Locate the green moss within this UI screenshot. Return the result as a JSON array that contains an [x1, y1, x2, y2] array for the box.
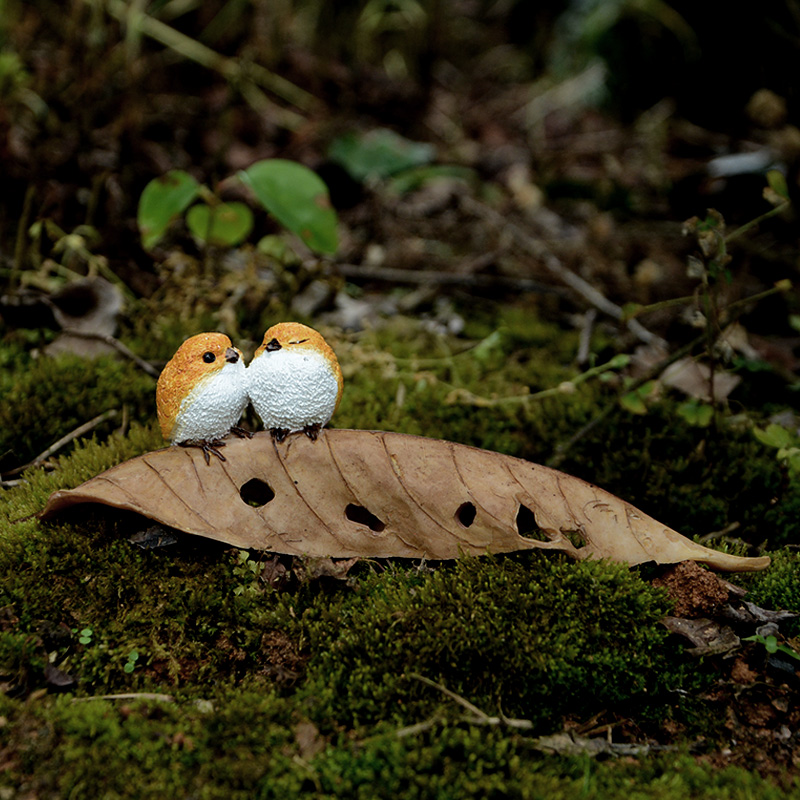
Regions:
[[554, 403, 800, 548], [746, 550, 800, 636], [309, 728, 798, 799], [291, 556, 697, 731], [0, 351, 155, 472], [1, 422, 162, 521], [2, 301, 799, 796], [2, 694, 796, 799], [333, 315, 598, 457]]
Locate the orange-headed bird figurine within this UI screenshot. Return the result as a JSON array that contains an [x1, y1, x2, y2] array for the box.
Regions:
[[247, 322, 343, 442], [156, 332, 250, 463]]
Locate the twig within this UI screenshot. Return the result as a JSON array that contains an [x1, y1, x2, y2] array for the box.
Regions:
[[60, 329, 160, 378], [447, 354, 628, 408], [335, 263, 565, 296], [724, 200, 791, 245], [393, 717, 443, 739], [576, 309, 597, 366], [72, 692, 174, 703], [698, 521, 741, 544], [2, 409, 118, 478], [100, 0, 315, 128], [11, 183, 35, 289], [407, 672, 534, 730], [547, 280, 793, 468], [461, 196, 667, 347]]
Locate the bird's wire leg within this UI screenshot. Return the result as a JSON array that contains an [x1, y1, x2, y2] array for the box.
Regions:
[[270, 428, 289, 443], [179, 439, 227, 464], [303, 423, 322, 441]]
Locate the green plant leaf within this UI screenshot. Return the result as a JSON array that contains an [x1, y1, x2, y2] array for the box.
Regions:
[[767, 169, 789, 200], [328, 128, 435, 182], [787, 450, 800, 475], [620, 382, 654, 415], [753, 423, 794, 450], [677, 400, 713, 428], [388, 164, 475, 194], [137, 170, 201, 250], [239, 159, 339, 255], [186, 202, 253, 246], [257, 235, 298, 263]]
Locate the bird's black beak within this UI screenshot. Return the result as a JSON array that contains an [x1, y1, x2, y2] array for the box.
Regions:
[[265, 338, 282, 352], [225, 347, 240, 364]]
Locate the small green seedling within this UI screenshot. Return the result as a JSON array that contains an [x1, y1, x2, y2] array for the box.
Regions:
[[328, 128, 434, 183], [753, 423, 800, 477], [123, 650, 140, 674], [78, 627, 93, 645], [677, 399, 714, 428], [137, 159, 338, 255], [743, 633, 800, 662], [232, 550, 261, 596], [620, 380, 657, 415]]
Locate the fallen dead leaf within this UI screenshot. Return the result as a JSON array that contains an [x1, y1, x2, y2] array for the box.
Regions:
[[661, 357, 741, 402], [40, 430, 770, 572]]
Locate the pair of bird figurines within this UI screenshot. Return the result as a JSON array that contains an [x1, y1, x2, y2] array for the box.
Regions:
[[156, 322, 342, 463]]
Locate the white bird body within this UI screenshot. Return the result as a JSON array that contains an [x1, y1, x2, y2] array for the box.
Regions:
[[156, 332, 250, 462], [169, 361, 248, 443], [247, 322, 343, 441]]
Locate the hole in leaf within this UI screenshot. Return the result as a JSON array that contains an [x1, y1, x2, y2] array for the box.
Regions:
[[516, 504, 548, 541], [239, 478, 275, 508], [565, 530, 586, 549], [455, 502, 476, 528], [345, 504, 385, 532]]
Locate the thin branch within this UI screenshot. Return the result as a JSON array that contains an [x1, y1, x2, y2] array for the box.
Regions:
[[461, 196, 667, 348], [335, 262, 565, 296], [60, 329, 161, 378], [407, 672, 534, 730], [724, 200, 791, 245], [100, 0, 315, 128], [72, 692, 174, 703], [393, 717, 443, 739], [547, 280, 793, 468], [576, 309, 597, 366], [2, 410, 118, 478]]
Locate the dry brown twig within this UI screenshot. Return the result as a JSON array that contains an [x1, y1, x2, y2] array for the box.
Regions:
[[2, 409, 119, 479], [61, 329, 160, 378], [407, 672, 534, 730], [336, 263, 563, 296]]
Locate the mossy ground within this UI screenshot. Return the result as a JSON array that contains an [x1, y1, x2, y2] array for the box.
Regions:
[[2, 302, 800, 796]]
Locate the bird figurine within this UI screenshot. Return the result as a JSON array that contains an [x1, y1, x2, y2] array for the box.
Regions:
[[247, 322, 343, 442], [156, 332, 250, 463]]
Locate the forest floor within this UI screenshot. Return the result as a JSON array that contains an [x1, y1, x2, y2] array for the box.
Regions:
[[2, 4, 800, 796]]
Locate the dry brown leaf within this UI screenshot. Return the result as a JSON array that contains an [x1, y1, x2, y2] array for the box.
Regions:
[[40, 430, 769, 572]]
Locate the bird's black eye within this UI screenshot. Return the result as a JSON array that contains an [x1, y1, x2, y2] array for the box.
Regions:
[[203, 351, 216, 363]]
